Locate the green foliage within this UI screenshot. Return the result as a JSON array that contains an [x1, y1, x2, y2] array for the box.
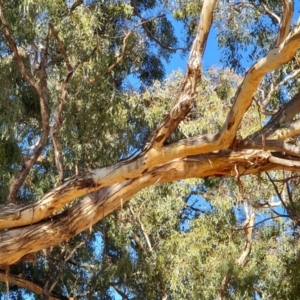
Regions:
[[1, 0, 300, 299]]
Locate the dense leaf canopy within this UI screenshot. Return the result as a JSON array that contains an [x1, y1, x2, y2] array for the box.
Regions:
[[1, 0, 300, 299]]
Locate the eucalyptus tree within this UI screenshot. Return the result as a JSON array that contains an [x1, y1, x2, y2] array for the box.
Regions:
[[1, 0, 300, 299]]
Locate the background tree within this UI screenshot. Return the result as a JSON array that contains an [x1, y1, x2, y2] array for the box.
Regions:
[[1, 0, 300, 299]]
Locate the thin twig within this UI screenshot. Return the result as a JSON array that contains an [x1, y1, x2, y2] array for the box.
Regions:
[[106, 14, 168, 73], [130, 0, 186, 51], [50, 23, 98, 185], [129, 205, 153, 252], [261, 68, 300, 113], [48, 241, 85, 294]]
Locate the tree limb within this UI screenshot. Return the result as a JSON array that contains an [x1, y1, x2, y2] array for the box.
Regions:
[[0, 4, 51, 203], [237, 209, 255, 266], [275, 0, 294, 46], [0, 271, 66, 300], [146, 0, 217, 149], [1, 149, 300, 265]]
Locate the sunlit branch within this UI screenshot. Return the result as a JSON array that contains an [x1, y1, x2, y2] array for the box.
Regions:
[[262, 4, 281, 24], [268, 119, 300, 141], [2, 149, 300, 265], [268, 155, 300, 168], [218, 24, 300, 147], [275, 0, 294, 46], [147, 0, 217, 149], [1, 146, 300, 235]]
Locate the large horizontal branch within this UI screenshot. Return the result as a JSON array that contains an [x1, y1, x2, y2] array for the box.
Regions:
[[0, 118, 299, 232], [0, 132, 218, 231], [1, 149, 300, 265]]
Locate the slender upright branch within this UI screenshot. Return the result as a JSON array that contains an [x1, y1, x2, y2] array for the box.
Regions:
[[48, 242, 85, 295], [147, 0, 217, 149], [275, 0, 294, 46], [49, 24, 73, 72], [0, 4, 38, 90], [49, 23, 96, 184], [129, 205, 153, 252], [237, 209, 255, 266], [1, 9, 51, 203]]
